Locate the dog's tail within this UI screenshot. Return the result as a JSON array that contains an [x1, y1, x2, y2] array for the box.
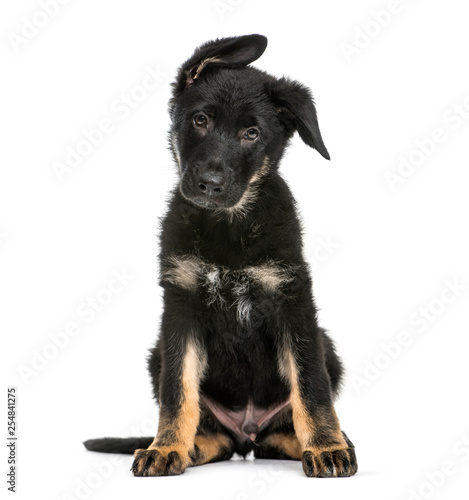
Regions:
[[83, 437, 153, 454]]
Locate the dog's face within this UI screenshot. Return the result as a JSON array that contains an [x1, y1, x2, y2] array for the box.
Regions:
[[169, 35, 330, 212]]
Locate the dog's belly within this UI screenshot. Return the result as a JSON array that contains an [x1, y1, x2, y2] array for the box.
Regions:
[[201, 394, 290, 442]]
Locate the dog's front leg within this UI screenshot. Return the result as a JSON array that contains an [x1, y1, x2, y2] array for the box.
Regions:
[[281, 337, 357, 478], [132, 322, 206, 476]]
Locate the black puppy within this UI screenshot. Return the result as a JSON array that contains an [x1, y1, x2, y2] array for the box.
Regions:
[[84, 34, 357, 478]]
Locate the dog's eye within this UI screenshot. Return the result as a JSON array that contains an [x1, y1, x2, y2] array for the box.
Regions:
[[243, 128, 259, 141], [193, 114, 208, 128]]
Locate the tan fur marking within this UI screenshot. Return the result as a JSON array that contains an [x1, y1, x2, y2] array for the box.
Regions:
[[145, 443, 190, 459], [164, 254, 292, 297], [281, 348, 315, 449], [248, 262, 293, 292], [305, 407, 348, 455], [262, 433, 302, 459], [192, 57, 222, 81], [149, 340, 206, 466], [162, 255, 204, 291], [280, 346, 348, 453], [193, 434, 232, 465], [171, 133, 182, 170], [178, 340, 205, 446], [220, 156, 270, 222]]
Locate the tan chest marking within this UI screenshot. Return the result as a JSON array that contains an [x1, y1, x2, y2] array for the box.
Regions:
[[162, 255, 294, 323], [162, 254, 203, 292], [163, 254, 293, 293], [246, 263, 293, 293]]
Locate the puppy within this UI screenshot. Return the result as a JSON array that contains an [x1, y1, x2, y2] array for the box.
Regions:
[[84, 34, 357, 478]]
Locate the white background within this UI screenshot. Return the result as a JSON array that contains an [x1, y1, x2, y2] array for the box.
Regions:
[[1, 1, 469, 499]]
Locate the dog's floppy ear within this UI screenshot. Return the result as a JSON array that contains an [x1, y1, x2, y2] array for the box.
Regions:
[[269, 78, 330, 160], [176, 34, 267, 90]]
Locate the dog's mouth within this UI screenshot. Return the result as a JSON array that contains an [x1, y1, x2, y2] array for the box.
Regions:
[[188, 196, 224, 209], [179, 182, 242, 211]]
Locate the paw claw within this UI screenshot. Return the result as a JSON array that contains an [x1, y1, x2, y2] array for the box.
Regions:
[[320, 452, 336, 477]]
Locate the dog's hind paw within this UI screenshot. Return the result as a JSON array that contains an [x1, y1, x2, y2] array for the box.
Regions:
[[131, 447, 190, 476]]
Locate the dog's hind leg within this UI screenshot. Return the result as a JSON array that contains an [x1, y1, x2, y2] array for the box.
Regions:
[[188, 409, 235, 466], [191, 433, 235, 465], [254, 431, 302, 460]]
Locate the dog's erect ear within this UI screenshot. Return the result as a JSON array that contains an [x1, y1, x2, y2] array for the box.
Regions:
[[176, 34, 267, 90], [269, 78, 330, 160]]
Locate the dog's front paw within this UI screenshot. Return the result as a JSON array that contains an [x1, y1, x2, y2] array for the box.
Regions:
[[131, 447, 190, 476], [302, 438, 357, 478]]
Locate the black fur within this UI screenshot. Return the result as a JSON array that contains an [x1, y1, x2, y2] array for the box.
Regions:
[[84, 34, 357, 478], [83, 437, 153, 454]]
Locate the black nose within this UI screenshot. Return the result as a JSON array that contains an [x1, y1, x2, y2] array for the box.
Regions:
[[197, 173, 225, 196]]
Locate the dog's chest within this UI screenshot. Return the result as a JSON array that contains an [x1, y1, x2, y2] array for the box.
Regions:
[[162, 254, 294, 323]]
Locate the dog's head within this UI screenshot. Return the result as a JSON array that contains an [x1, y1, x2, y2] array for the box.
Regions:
[[169, 35, 329, 213]]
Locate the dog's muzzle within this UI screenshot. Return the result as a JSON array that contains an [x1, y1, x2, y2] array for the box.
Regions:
[[181, 169, 229, 208]]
